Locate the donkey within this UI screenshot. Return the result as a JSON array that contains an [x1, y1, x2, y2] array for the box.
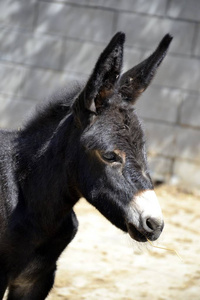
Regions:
[[0, 32, 172, 299]]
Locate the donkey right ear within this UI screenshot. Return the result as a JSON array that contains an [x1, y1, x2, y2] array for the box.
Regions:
[[72, 32, 125, 124], [119, 34, 173, 104]]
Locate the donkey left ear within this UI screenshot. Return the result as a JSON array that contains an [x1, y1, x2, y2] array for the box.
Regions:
[[119, 34, 173, 104], [73, 32, 125, 122]]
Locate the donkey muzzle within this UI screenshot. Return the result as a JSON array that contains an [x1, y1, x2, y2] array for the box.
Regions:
[[126, 190, 164, 242]]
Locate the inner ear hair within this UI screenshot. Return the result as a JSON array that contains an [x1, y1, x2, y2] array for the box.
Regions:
[[94, 86, 114, 113]]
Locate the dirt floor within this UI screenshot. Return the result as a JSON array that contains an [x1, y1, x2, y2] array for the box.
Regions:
[[44, 185, 200, 300]]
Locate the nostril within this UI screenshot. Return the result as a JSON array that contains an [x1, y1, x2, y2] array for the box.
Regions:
[[142, 217, 164, 239], [145, 217, 163, 232], [146, 218, 155, 231]]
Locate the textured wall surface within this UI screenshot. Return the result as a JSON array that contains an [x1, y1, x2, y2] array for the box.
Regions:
[[0, 0, 199, 189]]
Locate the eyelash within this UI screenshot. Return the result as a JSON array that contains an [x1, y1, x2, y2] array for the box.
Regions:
[[101, 152, 123, 164]]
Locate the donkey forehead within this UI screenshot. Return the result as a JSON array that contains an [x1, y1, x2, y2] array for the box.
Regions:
[[82, 105, 145, 152]]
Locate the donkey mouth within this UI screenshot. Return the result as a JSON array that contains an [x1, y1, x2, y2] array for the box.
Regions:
[[126, 222, 164, 243], [126, 223, 147, 243]]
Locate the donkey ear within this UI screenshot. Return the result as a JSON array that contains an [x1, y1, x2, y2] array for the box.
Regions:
[[119, 34, 173, 104], [73, 32, 125, 119]]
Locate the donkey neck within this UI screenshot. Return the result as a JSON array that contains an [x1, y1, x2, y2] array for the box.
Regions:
[[16, 112, 81, 224]]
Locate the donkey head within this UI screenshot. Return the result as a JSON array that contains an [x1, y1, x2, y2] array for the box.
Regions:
[[72, 32, 172, 242]]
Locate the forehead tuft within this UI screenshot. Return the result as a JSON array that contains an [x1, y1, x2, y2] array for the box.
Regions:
[[81, 101, 145, 152]]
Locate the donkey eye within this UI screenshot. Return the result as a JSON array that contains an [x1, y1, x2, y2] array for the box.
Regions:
[[101, 152, 122, 163]]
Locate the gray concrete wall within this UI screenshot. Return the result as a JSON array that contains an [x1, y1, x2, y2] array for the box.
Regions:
[[0, 0, 200, 190]]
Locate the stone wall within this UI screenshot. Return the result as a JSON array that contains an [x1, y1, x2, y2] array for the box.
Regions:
[[0, 0, 200, 190]]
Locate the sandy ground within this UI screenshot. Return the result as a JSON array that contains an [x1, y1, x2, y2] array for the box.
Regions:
[[44, 185, 200, 300]]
